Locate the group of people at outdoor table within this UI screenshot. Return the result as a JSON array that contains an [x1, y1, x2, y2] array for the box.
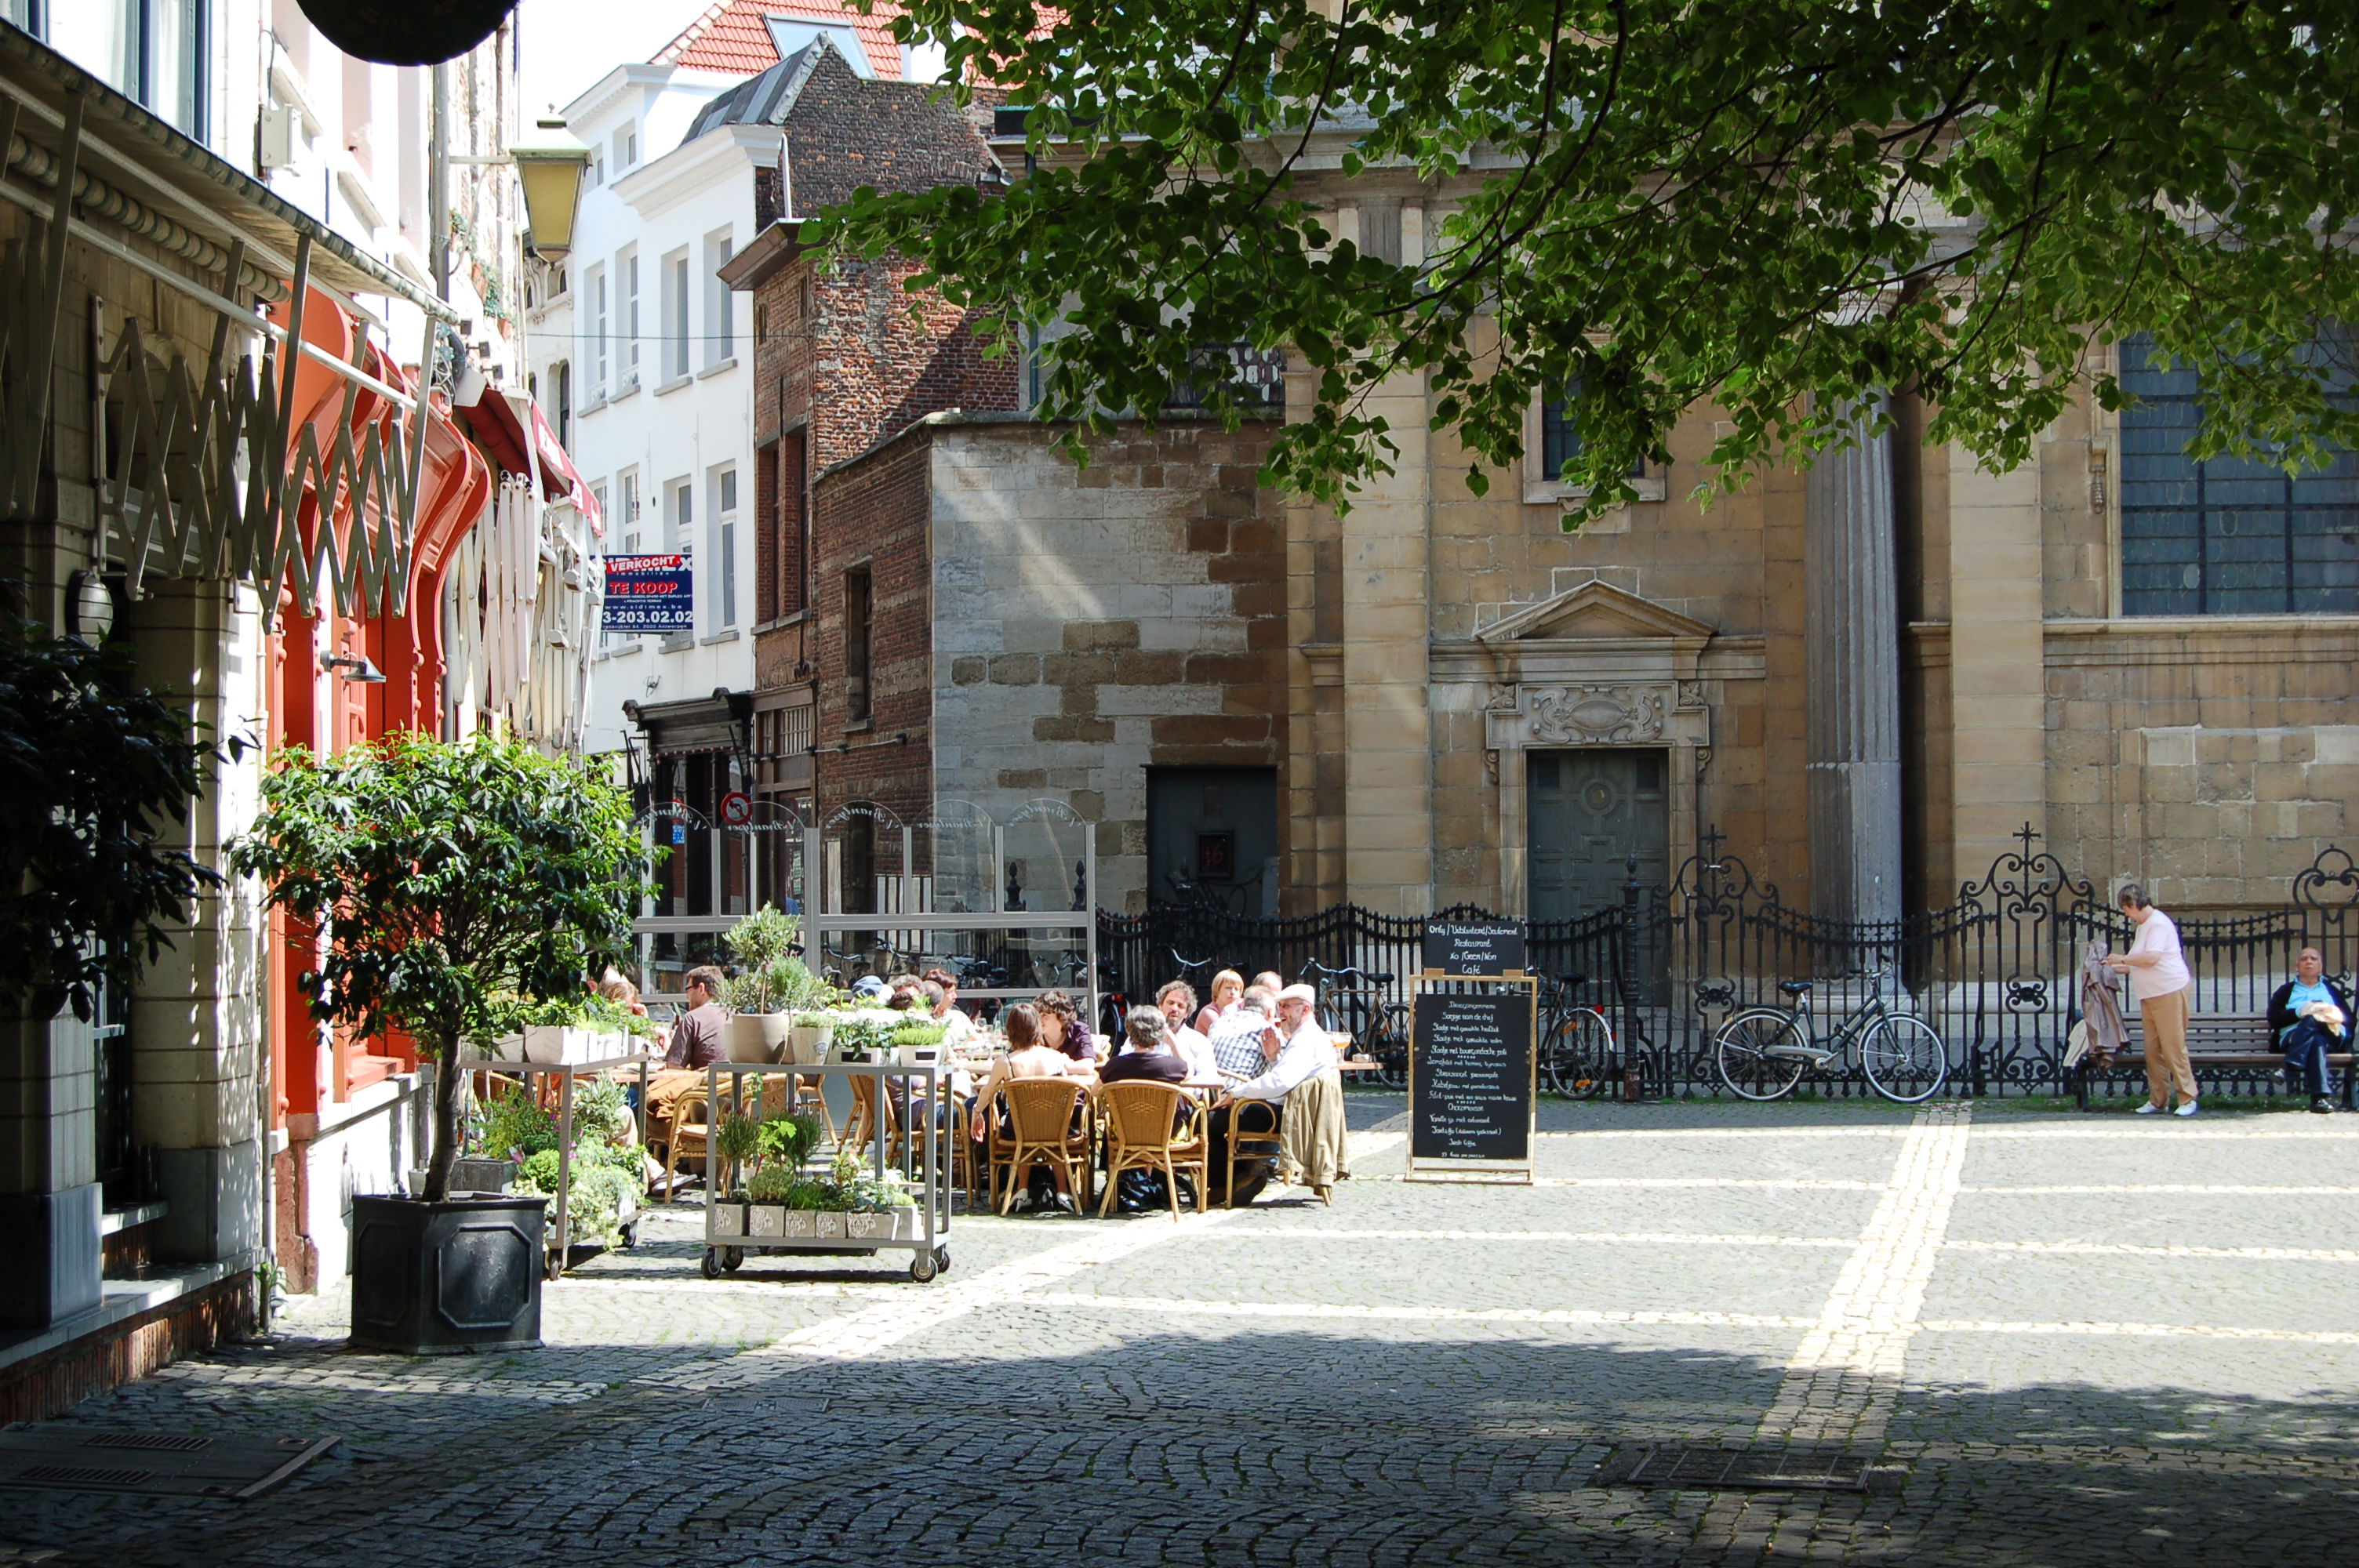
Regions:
[[614, 960, 1353, 1214]]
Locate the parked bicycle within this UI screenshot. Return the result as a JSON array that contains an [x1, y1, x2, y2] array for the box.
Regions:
[[1711, 970, 1948, 1103], [1537, 970, 1619, 1098], [1299, 957, 1409, 1088]]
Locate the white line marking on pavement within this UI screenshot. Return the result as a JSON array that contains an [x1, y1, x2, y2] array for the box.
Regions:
[[1532, 1127, 1909, 1140], [1970, 1125, 2359, 1140], [642, 1210, 1245, 1382], [1025, 1293, 1814, 1330], [1943, 1238, 2359, 1263], [1963, 1184, 2359, 1196], [1347, 1175, 1888, 1189], [1919, 1319, 2359, 1345], [1760, 1103, 1972, 1444], [1204, 1226, 1856, 1249]]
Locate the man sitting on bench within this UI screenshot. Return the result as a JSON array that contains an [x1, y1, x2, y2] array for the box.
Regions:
[[2269, 947, 2352, 1114]]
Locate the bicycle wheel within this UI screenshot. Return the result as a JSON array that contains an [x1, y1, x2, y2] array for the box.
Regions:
[[1862, 1014, 1949, 1103], [1368, 1002, 1410, 1090], [1714, 1008, 1811, 1102], [1543, 1009, 1616, 1098]]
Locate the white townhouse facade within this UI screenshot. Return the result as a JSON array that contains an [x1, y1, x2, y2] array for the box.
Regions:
[[538, 62, 772, 762]]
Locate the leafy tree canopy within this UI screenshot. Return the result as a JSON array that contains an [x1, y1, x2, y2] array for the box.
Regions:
[[0, 586, 236, 1022], [827, 0, 2359, 515], [230, 733, 648, 1200]]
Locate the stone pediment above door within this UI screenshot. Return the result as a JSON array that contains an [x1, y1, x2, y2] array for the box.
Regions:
[[1471, 579, 1718, 691], [1475, 579, 1717, 648]]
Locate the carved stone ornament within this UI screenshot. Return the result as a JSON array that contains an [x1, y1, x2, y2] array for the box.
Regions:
[[1524, 684, 1670, 744]]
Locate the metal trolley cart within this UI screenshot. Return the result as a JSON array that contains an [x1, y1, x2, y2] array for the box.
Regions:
[[463, 1051, 655, 1278], [700, 1059, 954, 1283]]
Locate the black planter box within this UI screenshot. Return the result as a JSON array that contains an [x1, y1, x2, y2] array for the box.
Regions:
[[350, 1193, 547, 1355]]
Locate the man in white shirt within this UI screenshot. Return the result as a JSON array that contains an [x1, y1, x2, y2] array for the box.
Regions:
[[1156, 980, 1222, 1082], [1219, 984, 1350, 1203], [1227, 985, 1336, 1103], [2105, 883, 2197, 1116]]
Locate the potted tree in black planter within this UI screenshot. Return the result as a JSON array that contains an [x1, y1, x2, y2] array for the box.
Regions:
[[232, 732, 644, 1354]]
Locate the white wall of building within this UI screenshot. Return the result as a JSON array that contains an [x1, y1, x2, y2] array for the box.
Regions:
[[537, 64, 768, 757]]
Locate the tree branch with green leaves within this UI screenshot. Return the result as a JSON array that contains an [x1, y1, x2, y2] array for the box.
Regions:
[[230, 734, 651, 1202], [826, 0, 2359, 517]]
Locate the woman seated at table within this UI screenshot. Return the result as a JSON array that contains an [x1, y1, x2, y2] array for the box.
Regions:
[[969, 1003, 1092, 1139], [1193, 970, 1245, 1036], [1101, 1005, 1191, 1086], [1035, 989, 1099, 1066]]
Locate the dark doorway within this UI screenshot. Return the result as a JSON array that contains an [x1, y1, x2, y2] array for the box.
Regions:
[[1148, 767, 1278, 913], [1528, 750, 1669, 922]]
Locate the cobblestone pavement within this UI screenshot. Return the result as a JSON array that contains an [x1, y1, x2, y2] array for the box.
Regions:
[[9, 1095, 2359, 1565]]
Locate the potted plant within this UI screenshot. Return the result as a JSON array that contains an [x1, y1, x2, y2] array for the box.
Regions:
[[831, 1017, 898, 1064], [790, 1006, 851, 1065], [722, 907, 823, 1062], [888, 1018, 949, 1066], [231, 733, 647, 1354]]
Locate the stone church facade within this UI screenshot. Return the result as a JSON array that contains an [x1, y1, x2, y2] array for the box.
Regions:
[[1285, 311, 2355, 923]]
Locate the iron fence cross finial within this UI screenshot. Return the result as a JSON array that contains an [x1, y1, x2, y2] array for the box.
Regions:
[[1699, 825, 1727, 869], [2014, 822, 2042, 857]]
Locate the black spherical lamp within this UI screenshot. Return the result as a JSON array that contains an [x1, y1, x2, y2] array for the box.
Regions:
[[296, 0, 522, 67]]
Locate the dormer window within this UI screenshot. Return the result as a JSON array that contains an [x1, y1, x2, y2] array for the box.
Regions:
[[764, 18, 874, 76]]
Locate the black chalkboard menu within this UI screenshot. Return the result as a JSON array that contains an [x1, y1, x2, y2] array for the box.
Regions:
[[1410, 992, 1535, 1165], [1423, 920, 1526, 976]]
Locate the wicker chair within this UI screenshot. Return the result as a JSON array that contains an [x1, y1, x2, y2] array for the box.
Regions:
[[1224, 1096, 1285, 1208], [1097, 1081, 1208, 1220], [842, 1073, 909, 1163], [659, 1086, 714, 1203], [990, 1077, 1094, 1214]]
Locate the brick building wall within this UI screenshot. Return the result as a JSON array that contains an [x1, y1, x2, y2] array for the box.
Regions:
[[809, 428, 938, 836]]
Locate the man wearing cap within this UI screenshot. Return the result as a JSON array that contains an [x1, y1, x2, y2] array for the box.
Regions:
[[1221, 983, 1350, 1203]]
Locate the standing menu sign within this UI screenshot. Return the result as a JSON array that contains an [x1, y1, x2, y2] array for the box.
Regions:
[[1422, 920, 1525, 977], [1408, 975, 1538, 1183]]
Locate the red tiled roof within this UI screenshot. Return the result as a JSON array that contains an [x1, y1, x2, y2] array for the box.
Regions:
[[654, 0, 908, 81]]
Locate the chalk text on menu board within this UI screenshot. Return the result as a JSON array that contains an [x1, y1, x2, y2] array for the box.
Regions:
[[1422, 920, 1526, 977], [1410, 993, 1533, 1163]]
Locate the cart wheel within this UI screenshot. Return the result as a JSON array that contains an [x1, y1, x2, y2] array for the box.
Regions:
[[700, 1250, 723, 1280], [723, 1247, 745, 1272], [544, 1251, 564, 1281], [932, 1246, 952, 1276], [619, 1222, 638, 1250], [908, 1250, 940, 1283]]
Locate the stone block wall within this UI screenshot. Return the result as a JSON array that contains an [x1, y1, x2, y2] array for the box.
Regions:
[[930, 419, 1288, 910]]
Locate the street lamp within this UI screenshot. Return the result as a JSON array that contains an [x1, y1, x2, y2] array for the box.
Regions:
[[322, 652, 387, 684], [509, 118, 592, 260]]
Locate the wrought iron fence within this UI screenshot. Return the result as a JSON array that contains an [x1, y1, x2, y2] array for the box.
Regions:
[[1100, 829, 2359, 1101]]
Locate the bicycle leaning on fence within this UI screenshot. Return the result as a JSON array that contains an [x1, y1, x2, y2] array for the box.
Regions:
[[1537, 970, 1619, 1098], [1298, 957, 1411, 1088], [1710, 969, 1949, 1103]]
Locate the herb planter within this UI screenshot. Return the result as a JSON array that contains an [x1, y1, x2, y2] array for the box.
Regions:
[[780, 1210, 817, 1238], [849, 1208, 921, 1241], [708, 1201, 747, 1240], [815, 1210, 848, 1240], [349, 1193, 546, 1356], [787, 1018, 836, 1065], [748, 1204, 787, 1238], [522, 1025, 597, 1065]]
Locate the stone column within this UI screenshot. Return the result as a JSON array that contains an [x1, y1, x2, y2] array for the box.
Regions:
[[1805, 400, 1904, 926], [1339, 367, 1434, 915]]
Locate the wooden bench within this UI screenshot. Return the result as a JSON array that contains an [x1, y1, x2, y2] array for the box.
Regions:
[[2074, 1011, 2356, 1109]]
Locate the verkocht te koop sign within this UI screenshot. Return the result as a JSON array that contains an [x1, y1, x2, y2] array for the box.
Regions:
[[602, 554, 693, 634]]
